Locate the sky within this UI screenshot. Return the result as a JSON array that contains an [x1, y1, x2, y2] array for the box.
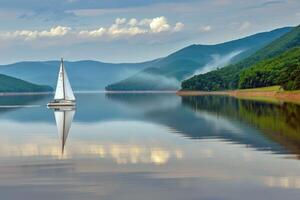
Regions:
[[0, 0, 299, 64]]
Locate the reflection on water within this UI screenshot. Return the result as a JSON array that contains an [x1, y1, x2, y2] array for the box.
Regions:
[[52, 107, 75, 156], [181, 96, 300, 157], [0, 93, 300, 199]]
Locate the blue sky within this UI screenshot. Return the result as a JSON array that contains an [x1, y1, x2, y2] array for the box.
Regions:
[[0, 0, 299, 64]]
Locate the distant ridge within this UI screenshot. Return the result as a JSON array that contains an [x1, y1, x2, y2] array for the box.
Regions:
[[0, 60, 156, 91], [0, 74, 52, 93], [106, 26, 292, 91]]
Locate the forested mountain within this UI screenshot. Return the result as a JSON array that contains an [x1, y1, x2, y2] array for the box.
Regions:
[[181, 25, 300, 91], [239, 47, 300, 90], [0, 74, 52, 92], [106, 27, 292, 91]]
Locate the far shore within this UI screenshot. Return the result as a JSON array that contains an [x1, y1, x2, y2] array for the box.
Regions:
[[2, 87, 300, 105], [177, 86, 300, 104], [0, 92, 53, 96]]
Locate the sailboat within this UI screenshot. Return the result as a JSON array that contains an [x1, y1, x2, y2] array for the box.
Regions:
[[53, 107, 75, 155], [47, 58, 76, 107]]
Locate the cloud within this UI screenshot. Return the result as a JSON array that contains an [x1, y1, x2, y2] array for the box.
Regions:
[[149, 16, 171, 33], [79, 27, 106, 37], [0, 0, 196, 10], [0, 0, 197, 21], [1, 26, 71, 40], [244, 0, 287, 10], [262, 0, 286, 6], [18, 9, 77, 22], [238, 21, 251, 31], [199, 25, 212, 32], [115, 17, 127, 25], [0, 17, 184, 41], [107, 24, 147, 37], [79, 16, 183, 39], [174, 22, 184, 32], [128, 18, 138, 26]]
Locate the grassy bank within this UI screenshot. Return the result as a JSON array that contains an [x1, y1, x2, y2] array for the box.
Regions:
[[177, 86, 300, 104]]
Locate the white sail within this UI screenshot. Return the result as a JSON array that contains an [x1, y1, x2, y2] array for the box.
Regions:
[[54, 108, 75, 154], [63, 67, 76, 101], [54, 62, 64, 100], [54, 59, 75, 101]]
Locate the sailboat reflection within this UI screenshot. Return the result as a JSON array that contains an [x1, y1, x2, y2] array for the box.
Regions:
[[50, 107, 76, 156]]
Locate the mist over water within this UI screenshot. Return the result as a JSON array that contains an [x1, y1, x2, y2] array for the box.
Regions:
[[140, 72, 180, 89]]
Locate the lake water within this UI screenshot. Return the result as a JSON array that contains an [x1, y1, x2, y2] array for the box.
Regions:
[[0, 93, 300, 200]]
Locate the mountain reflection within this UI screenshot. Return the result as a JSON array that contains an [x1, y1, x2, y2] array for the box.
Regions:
[[107, 93, 285, 154], [2, 93, 300, 157], [181, 95, 300, 157]]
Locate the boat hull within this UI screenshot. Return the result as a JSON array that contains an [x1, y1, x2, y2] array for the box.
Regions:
[[47, 101, 76, 108]]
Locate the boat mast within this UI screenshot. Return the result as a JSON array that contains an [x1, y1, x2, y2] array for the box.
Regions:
[[61, 58, 66, 100]]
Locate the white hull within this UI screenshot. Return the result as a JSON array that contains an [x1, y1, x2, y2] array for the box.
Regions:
[[47, 101, 76, 108]]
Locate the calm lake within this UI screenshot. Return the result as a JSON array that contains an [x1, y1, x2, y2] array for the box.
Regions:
[[0, 93, 300, 200]]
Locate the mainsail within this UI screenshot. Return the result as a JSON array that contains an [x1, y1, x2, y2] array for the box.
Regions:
[[54, 59, 75, 101], [54, 108, 75, 154]]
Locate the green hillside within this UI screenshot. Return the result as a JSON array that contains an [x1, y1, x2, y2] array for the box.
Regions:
[[106, 27, 291, 91], [239, 47, 300, 90], [182, 25, 300, 91], [0, 74, 52, 93]]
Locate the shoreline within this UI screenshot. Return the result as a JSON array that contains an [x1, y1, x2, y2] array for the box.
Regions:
[[0, 92, 53, 96], [0, 90, 178, 96], [177, 89, 300, 104], [2, 89, 300, 104]]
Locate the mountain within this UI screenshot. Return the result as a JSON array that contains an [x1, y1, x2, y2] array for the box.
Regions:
[[239, 47, 300, 90], [0, 74, 52, 92], [106, 27, 292, 91], [0, 60, 156, 91], [182, 25, 300, 91]]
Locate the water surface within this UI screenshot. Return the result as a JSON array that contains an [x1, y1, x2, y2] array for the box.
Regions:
[[0, 93, 300, 200]]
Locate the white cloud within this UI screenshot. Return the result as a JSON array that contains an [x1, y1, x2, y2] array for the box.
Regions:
[[1, 26, 71, 40], [199, 25, 212, 32], [108, 24, 147, 37], [79, 27, 106, 37], [78, 16, 183, 39], [39, 26, 71, 37], [149, 16, 170, 33], [128, 18, 138, 26], [239, 21, 251, 31], [115, 18, 127, 25], [174, 22, 184, 32], [0, 17, 184, 42], [139, 18, 153, 26]]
